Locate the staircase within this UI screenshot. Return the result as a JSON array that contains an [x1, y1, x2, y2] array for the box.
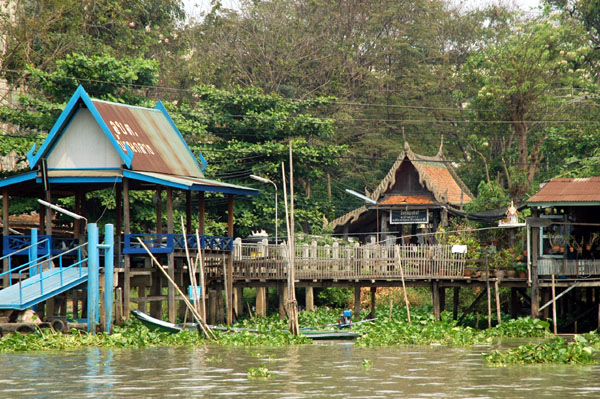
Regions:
[[0, 238, 88, 310], [0, 266, 88, 310]]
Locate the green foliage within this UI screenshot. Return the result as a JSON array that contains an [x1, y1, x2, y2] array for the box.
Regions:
[[355, 307, 552, 348], [316, 288, 353, 308], [484, 332, 600, 365], [465, 180, 509, 213], [461, 15, 592, 198], [486, 318, 551, 338], [27, 53, 159, 103], [247, 364, 272, 379]]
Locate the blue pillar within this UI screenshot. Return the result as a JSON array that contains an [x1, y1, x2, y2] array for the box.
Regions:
[[87, 223, 99, 334], [104, 224, 114, 333], [29, 228, 38, 276]]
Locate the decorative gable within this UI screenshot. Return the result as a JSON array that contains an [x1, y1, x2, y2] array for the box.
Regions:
[[47, 108, 123, 169]]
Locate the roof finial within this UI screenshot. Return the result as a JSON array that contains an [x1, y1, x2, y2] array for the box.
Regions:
[[437, 134, 444, 157]]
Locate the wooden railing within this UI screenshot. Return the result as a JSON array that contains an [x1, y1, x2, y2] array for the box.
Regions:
[[233, 240, 466, 281], [539, 258, 600, 276]]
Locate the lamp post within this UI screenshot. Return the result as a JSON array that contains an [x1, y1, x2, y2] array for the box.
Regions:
[[250, 175, 278, 245]]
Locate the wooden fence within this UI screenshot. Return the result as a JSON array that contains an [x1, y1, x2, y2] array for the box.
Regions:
[[232, 239, 466, 281], [538, 258, 600, 276]]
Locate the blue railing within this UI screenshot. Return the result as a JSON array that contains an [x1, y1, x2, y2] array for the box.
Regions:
[[0, 238, 50, 286], [123, 234, 233, 254], [3, 235, 79, 256], [18, 243, 87, 305]]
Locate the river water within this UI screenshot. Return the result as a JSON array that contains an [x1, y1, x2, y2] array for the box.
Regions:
[[1, 341, 599, 398]]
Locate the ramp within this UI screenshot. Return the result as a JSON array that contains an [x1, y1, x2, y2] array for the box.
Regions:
[[0, 267, 88, 310]]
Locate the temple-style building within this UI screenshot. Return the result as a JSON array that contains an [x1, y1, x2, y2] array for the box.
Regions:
[[330, 141, 473, 243]]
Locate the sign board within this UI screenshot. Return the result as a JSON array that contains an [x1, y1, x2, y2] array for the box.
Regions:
[[390, 209, 428, 224]]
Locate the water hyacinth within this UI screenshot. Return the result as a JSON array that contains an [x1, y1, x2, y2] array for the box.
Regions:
[[484, 332, 600, 366]]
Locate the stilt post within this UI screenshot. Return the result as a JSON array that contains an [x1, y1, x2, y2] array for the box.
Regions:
[[87, 223, 99, 333]]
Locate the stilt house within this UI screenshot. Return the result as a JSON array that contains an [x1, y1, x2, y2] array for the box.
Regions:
[[0, 86, 257, 324]]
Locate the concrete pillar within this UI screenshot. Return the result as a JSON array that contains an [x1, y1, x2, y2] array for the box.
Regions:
[[453, 287, 460, 320], [278, 283, 288, 320], [354, 285, 361, 320], [256, 287, 267, 317], [432, 281, 441, 321], [369, 287, 377, 319], [233, 286, 243, 318], [208, 289, 217, 325], [305, 286, 315, 311]]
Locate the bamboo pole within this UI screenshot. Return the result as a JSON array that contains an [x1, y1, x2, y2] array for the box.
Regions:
[[495, 280, 501, 325], [282, 158, 299, 335], [136, 237, 216, 340], [195, 230, 207, 320], [181, 217, 200, 314], [395, 245, 411, 322]]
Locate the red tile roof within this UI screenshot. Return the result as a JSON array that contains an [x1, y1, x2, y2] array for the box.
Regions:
[[379, 194, 435, 205], [527, 177, 600, 204], [419, 163, 471, 205]]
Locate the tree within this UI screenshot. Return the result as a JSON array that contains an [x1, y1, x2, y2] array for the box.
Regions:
[[462, 17, 591, 199], [168, 85, 348, 236]]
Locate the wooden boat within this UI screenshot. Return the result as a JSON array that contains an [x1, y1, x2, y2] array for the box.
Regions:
[[130, 309, 359, 340]]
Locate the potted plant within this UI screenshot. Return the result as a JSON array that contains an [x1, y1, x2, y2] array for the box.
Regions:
[[515, 263, 527, 279], [570, 235, 584, 254]]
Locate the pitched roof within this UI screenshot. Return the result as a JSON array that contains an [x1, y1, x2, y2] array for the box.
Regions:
[[329, 141, 473, 230], [1, 86, 257, 197], [527, 177, 600, 205], [26, 85, 207, 177]]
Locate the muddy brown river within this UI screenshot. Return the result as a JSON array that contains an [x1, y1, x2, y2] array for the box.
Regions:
[[0, 341, 599, 398]]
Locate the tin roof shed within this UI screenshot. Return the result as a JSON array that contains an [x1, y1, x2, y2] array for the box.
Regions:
[[527, 177, 600, 206], [1, 86, 257, 197]]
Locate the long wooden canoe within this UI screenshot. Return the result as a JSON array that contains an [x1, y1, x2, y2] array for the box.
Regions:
[[130, 310, 359, 340]]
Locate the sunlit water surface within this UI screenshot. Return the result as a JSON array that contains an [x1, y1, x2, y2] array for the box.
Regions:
[[1, 341, 599, 398]]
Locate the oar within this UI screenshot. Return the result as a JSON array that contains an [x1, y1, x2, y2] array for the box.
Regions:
[[136, 237, 217, 340]]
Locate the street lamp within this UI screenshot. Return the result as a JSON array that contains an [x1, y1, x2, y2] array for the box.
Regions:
[[250, 175, 278, 245]]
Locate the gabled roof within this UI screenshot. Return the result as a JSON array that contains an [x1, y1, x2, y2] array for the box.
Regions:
[[329, 141, 473, 230], [1, 86, 257, 197], [26, 85, 207, 177], [527, 177, 600, 206], [372, 141, 473, 205]]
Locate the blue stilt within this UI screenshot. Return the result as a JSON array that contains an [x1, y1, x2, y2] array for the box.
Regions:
[[87, 223, 99, 333], [103, 224, 114, 333], [29, 229, 38, 276]]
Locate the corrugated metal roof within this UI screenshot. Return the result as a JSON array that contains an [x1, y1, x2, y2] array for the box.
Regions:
[[378, 194, 435, 205], [124, 171, 258, 196], [527, 177, 600, 204], [92, 100, 203, 177]]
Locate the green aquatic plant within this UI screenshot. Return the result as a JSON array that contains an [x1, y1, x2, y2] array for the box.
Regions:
[[361, 359, 373, 369], [248, 364, 272, 379], [484, 332, 600, 365], [486, 317, 551, 338]]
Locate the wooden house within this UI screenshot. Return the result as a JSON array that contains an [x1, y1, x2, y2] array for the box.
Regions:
[[329, 141, 473, 244], [0, 86, 257, 324], [526, 177, 600, 331]]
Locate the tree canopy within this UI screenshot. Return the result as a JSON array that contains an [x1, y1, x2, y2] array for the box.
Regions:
[[2, 0, 600, 237]]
